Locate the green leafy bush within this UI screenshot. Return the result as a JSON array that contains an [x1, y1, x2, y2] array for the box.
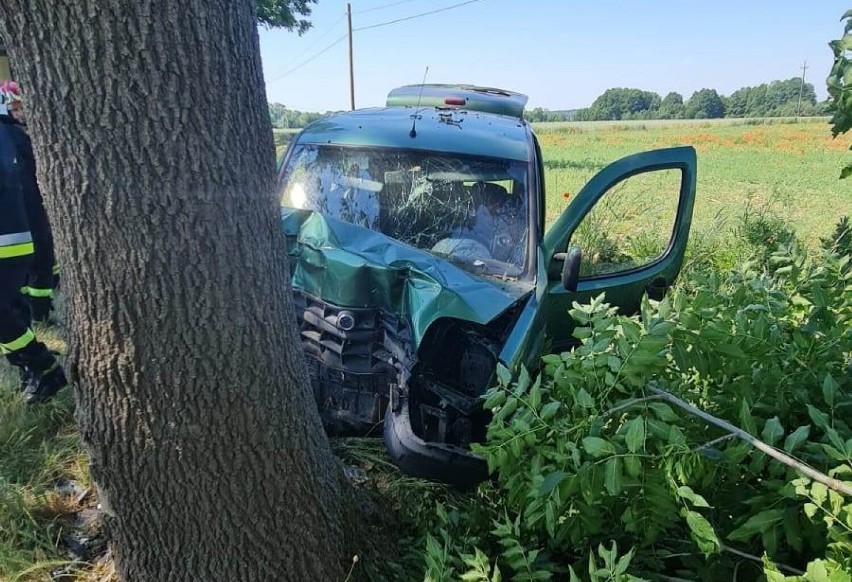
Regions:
[[821, 215, 852, 257], [425, 239, 851, 580], [827, 10, 852, 179], [736, 207, 800, 269]]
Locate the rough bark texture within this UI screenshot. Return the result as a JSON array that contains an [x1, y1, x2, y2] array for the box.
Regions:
[[0, 2, 352, 580]]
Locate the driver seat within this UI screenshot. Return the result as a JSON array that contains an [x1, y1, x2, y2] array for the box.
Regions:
[[469, 182, 508, 212]]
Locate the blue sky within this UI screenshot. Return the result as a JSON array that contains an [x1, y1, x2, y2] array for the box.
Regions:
[[258, 0, 848, 112]]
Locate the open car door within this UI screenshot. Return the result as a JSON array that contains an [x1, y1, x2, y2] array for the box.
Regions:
[[540, 146, 697, 351]]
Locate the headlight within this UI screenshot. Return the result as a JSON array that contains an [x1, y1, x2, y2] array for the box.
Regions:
[[289, 183, 307, 209]]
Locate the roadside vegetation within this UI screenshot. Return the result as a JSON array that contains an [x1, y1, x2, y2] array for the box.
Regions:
[[414, 214, 851, 581], [0, 328, 95, 581], [2, 115, 850, 580]]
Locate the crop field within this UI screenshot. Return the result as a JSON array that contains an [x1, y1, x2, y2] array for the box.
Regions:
[[535, 118, 851, 245]]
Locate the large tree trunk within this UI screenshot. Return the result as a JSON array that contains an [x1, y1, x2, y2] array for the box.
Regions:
[[0, 2, 353, 580]]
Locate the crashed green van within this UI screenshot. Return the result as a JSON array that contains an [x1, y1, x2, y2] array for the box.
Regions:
[[277, 85, 696, 486]]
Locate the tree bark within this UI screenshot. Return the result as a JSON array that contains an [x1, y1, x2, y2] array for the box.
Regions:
[[0, 2, 353, 580]]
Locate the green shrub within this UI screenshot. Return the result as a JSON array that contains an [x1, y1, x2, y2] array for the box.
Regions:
[[425, 240, 851, 580], [736, 206, 800, 270], [821, 215, 852, 257]]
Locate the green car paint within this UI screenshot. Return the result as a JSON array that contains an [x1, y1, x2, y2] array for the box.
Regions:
[[282, 208, 532, 350], [501, 147, 698, 369], [295, 107, 531, 162], [277, 86, 697, 486]]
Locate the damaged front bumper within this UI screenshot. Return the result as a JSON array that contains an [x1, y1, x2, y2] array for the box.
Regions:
[[384, 399, 488, 489], [284, 210, 533, 486]]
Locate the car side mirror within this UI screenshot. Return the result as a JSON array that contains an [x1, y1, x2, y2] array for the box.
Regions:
[[554, 245, 582, 291]]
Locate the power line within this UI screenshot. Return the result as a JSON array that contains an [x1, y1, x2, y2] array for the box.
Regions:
[[268, 13, 345, 77], [354, 0, 485, 32], [357, 0, 423, 15], [268, 34, 348, 82], [348, 3, 355, 110], [268, 0, 488, 92]]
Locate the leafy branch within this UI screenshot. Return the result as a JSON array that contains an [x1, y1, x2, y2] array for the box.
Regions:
[[428, 224, 851, 581], [648, 386, 852, 496], [827, 9, 852, 178]]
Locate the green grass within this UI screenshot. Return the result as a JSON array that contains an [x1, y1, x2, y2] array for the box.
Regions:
[[537, 119, 851, 246], [0, 326, 90, 582]]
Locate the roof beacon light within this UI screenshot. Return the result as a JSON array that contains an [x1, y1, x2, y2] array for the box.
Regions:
[[387, 84, 529, 118]]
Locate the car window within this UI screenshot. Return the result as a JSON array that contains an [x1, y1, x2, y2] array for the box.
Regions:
[[279, 145, 530, 279], [570, 169, 683, 278]]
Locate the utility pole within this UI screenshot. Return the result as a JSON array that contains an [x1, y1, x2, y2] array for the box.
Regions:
[[796, 61, 809, 118], [347, 3, 355, 111]]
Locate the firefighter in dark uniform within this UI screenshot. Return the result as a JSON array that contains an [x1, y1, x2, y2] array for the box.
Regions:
[[0, 88, 66, 404], [1, 80, 56, 322]]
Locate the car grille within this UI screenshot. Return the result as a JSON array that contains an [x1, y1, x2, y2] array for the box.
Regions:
[[293, 289, 413, 434]]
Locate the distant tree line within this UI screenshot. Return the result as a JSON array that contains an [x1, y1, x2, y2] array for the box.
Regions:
[[524, 107, 579, 122], [268, 102, 340, 129], [268, 78, 829, 127], [571, 78, 827, 121]]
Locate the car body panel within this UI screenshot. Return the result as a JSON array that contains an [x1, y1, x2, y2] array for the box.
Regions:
[[296, 107, 531, 163], [540, 147, 697, 351]]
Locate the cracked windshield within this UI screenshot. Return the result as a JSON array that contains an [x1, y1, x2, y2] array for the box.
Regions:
[[279, 145, 529, 279]]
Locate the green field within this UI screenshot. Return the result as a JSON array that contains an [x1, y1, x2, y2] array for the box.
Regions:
[[535, 118, 851, 245]]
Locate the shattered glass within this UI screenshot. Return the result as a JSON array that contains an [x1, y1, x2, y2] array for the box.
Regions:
[[279, 145, 530, 279]]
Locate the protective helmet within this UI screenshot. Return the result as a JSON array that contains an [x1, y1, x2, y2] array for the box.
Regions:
[[0, 80, 22, 100], [0, 80, 22, 116]]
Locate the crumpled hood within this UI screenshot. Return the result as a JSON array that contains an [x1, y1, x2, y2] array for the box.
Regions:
[[282, 208, 532, 348]]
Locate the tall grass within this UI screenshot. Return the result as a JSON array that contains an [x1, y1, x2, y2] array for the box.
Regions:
[[0, 327, 90, 581]]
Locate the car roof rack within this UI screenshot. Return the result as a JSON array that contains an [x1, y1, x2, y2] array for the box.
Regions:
[[386, 84, 528, 119]]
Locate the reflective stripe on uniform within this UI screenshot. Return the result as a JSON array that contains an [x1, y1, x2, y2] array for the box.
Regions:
[[23, 286, 53, 298], [0, 232, 33, 246], [0, 329, 35, 353], [0, 242, 35, 258], [52, 263, 60, 275]]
